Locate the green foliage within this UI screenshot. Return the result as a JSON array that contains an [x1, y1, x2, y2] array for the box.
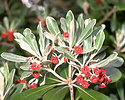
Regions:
[[0, 1, 125, 99], [77, 86, 111, 100], [11, 85, 56, 100], [0, 63, 24, 100]]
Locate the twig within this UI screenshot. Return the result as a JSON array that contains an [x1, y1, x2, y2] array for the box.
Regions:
[[68, 61, 74, 100], [97, 6, 117, 25], [3, 0, 11, 17], [69, 84, 74, 100]]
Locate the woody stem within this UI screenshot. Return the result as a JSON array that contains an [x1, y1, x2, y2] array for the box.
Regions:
[[69, 62, 74, 100]]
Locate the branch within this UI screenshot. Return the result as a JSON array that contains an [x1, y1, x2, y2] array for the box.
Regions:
[[97, 6, 117, 25], [3, 0, 11, 17]]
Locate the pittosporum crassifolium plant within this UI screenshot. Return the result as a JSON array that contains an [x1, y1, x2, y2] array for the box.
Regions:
[[1, 10, 124, 100]]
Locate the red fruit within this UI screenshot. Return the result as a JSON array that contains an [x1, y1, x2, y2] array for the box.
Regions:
[[8, 36, 13, 41], [29, 62, 41, 70], [42, 19, 46, 26], [90, 75, 97, 83], [32, 71, 40, 78], [19, 79, 25, 83], [48, 45, 54, 53], [36, 17, 41, 22], [81, 81, 90, 88], [95, 0, 103, 5], [63, 32, 69, 38], [74, 46, 83, 54], [76, 75, 83, 83], [29, 83, 36, 88], [51, 56, 58, 65], [65, 47, 69, 51], [1, 33, 7, 38], [93, 67, 100, 75], [82, 66, 90, 75], [64, 57, 68, 63], [99, 83, 106, 88]]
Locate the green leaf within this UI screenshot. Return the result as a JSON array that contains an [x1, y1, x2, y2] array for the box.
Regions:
[[0, 71, 4, 98], [60, 67, 68, 79], [60, 17, 68, 32], [55, 47, 77, 61], [121, 23, 125, 36], [20, 71, 32, 80], [77, 86, 111, 100], [91, 52, 118, 68], [3, 17, 9, 29], [110, 94, 118, 100], [82, 47, 96, 54], [110, 13, 117, 32], [43, 86, 68, 100], [103, 57, 123, 68], [46, 16, 63, 42], [95, 52, 106, 60], [37, 22, 45, 55], [6, 84, 24, 100], [83, 36, 92, 65], [77, 13, 84, 32], [94, 25, 105, 51], [104, 68, 122, 83], [76, 19, 96, 46], [46, 73, 61, 84], [66, 10, 74, 29], [69, 20, 75, 47], [116, 3, 125, 11], [11, 85, 56, 100], [1, 52, 27, 62], [23, 28, 41, 57], [14, 33, 37, 56], [20, 64, 30, 70], [3, 63, 9, 84], [116, 81, 124, 100], [5, 69, 15, 93]]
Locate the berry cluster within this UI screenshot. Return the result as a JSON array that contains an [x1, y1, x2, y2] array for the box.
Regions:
[[51, 56, 58, 65], [15, 79, 25, 85], [76, 66, 111, 88], [1, 30, 15, 41], [26, 57, 42, 88], [36, 17, 46, 26]]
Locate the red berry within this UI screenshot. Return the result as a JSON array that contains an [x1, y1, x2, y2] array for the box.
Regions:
[[1, 33, 7, 38]]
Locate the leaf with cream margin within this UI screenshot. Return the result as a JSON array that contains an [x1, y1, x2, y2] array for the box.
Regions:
[[102, 57, 123, 68], [55, 47, 77, 61], [69, 20, 75, 48], [0, 72, 4, 99], [3, 63, 9, 84], [37, 22, 45, 55], [90, 52, 118, 68], [1, 52, 27, 62], [43, 32, 55, 41], [14, 33, 38, 56], [66, 10, 74, 29], [20, 71, 32, 80], [76, 19, 96, 46], [60, 17, 68, 32], [77, 13, 84, 32], [82, 47, 96, 54], [94, 24, 105, 51], [46, 16, 63, 42], [83, 36, 92, 65], [5, 69, 15, 93], [23, 28, 41, 57]]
